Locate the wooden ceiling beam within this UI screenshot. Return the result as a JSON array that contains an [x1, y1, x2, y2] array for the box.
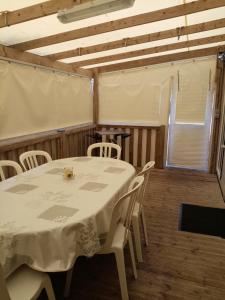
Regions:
[[46, 18, 225, 61], [70, 34, 225, 67], [0, 44, 91, 77], [12, 0, 225, 51], [91, 45, 225, 73], [0, 0, 90, 28]]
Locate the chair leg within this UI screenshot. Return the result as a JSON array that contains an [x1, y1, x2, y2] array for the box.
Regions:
[[132, 216, 143, 263], [64, 268, 74, 298], [128, 231, 137, 279], [44, 276, 56, 300], [141, 208, 149, 246], [114, 248, 129, 300]]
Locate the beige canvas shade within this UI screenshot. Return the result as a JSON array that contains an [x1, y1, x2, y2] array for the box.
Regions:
[[98, 56, 216, 125], [0, 60, 93, 139]]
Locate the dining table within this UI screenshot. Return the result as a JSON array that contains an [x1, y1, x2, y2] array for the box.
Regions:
[[0, 156, 135, 277]]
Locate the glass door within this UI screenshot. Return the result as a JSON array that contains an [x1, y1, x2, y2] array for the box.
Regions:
[[167, 60, 214, 171]]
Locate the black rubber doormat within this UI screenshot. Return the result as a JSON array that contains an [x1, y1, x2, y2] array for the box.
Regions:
[[179, 203, 225, 238]]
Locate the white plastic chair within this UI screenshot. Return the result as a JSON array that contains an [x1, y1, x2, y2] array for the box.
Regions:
[[19, 150, 52, 171], [87, 142, 121, 159], [132, 161, 155, 263], [63, 176, 144, 299], [0, 160, 23, 181], [97, 175, 144, 300], [0, 264, 56, 300]]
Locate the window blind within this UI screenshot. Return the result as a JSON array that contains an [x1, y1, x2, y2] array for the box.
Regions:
[[175, 61, 211, 124]]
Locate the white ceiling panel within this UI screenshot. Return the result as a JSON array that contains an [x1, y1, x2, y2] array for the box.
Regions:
[[28, 16, 186, 56], [0, 0, 45, 11], [187, 7, 225, 25], [0, 0, 181, 45], [0, 0, 224, 67], [189, 42, 225, 51], [60, 36, 188, 64], [83, 48, 190, 69], [189, 28, 225, 40]]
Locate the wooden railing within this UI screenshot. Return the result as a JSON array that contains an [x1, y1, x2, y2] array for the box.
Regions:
[[0, 123, 96, 175], [0, 123, 165, 178], [97, 124, 166, 168]]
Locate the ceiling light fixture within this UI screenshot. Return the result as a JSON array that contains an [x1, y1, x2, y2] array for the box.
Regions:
[[57, 0, 135, 23]]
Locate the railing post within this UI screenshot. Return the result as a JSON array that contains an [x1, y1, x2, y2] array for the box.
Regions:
[[93, 70, 99, 125], [155, 125, 165, 169]]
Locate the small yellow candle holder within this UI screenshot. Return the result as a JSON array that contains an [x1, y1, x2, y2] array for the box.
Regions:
[[63, 167, 75, 180]]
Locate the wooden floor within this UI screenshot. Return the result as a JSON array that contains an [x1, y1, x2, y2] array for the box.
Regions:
[[40, 169, 225, 299]]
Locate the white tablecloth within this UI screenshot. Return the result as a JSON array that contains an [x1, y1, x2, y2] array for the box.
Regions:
[[0, 157, 135, 277]]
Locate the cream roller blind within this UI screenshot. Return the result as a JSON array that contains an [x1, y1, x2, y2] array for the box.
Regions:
[[0, 60, 93, 140], [99, 57, 216, 128], [99, 64, 172, 125], [175, 60, 214, 124]]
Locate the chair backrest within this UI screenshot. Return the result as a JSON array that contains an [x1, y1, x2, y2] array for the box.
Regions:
[[0, 160, 23, 181], [19, 150, 52, 171], [87, 142, 121, 159], [137, 161, 155, 204], [103, 176, 144, 248], [0, 264, 11, 300]]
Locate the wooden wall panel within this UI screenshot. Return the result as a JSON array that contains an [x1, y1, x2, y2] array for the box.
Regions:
[[0, 123, 96, 179], [210, 59, 225, 173], [155, 126, 166, 168], [0, 123, 165, 180]]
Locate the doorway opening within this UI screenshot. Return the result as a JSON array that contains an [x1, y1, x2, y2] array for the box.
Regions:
[[166, 61, 215, 172]]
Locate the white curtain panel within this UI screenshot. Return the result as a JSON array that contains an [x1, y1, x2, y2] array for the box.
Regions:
[[0, 60, 93, 140]]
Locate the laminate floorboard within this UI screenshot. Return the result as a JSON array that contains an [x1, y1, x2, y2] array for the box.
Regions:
[[39, 169, 225, 299]]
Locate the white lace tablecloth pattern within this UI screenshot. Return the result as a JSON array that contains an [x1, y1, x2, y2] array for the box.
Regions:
[[0, 157, 135, 277]]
